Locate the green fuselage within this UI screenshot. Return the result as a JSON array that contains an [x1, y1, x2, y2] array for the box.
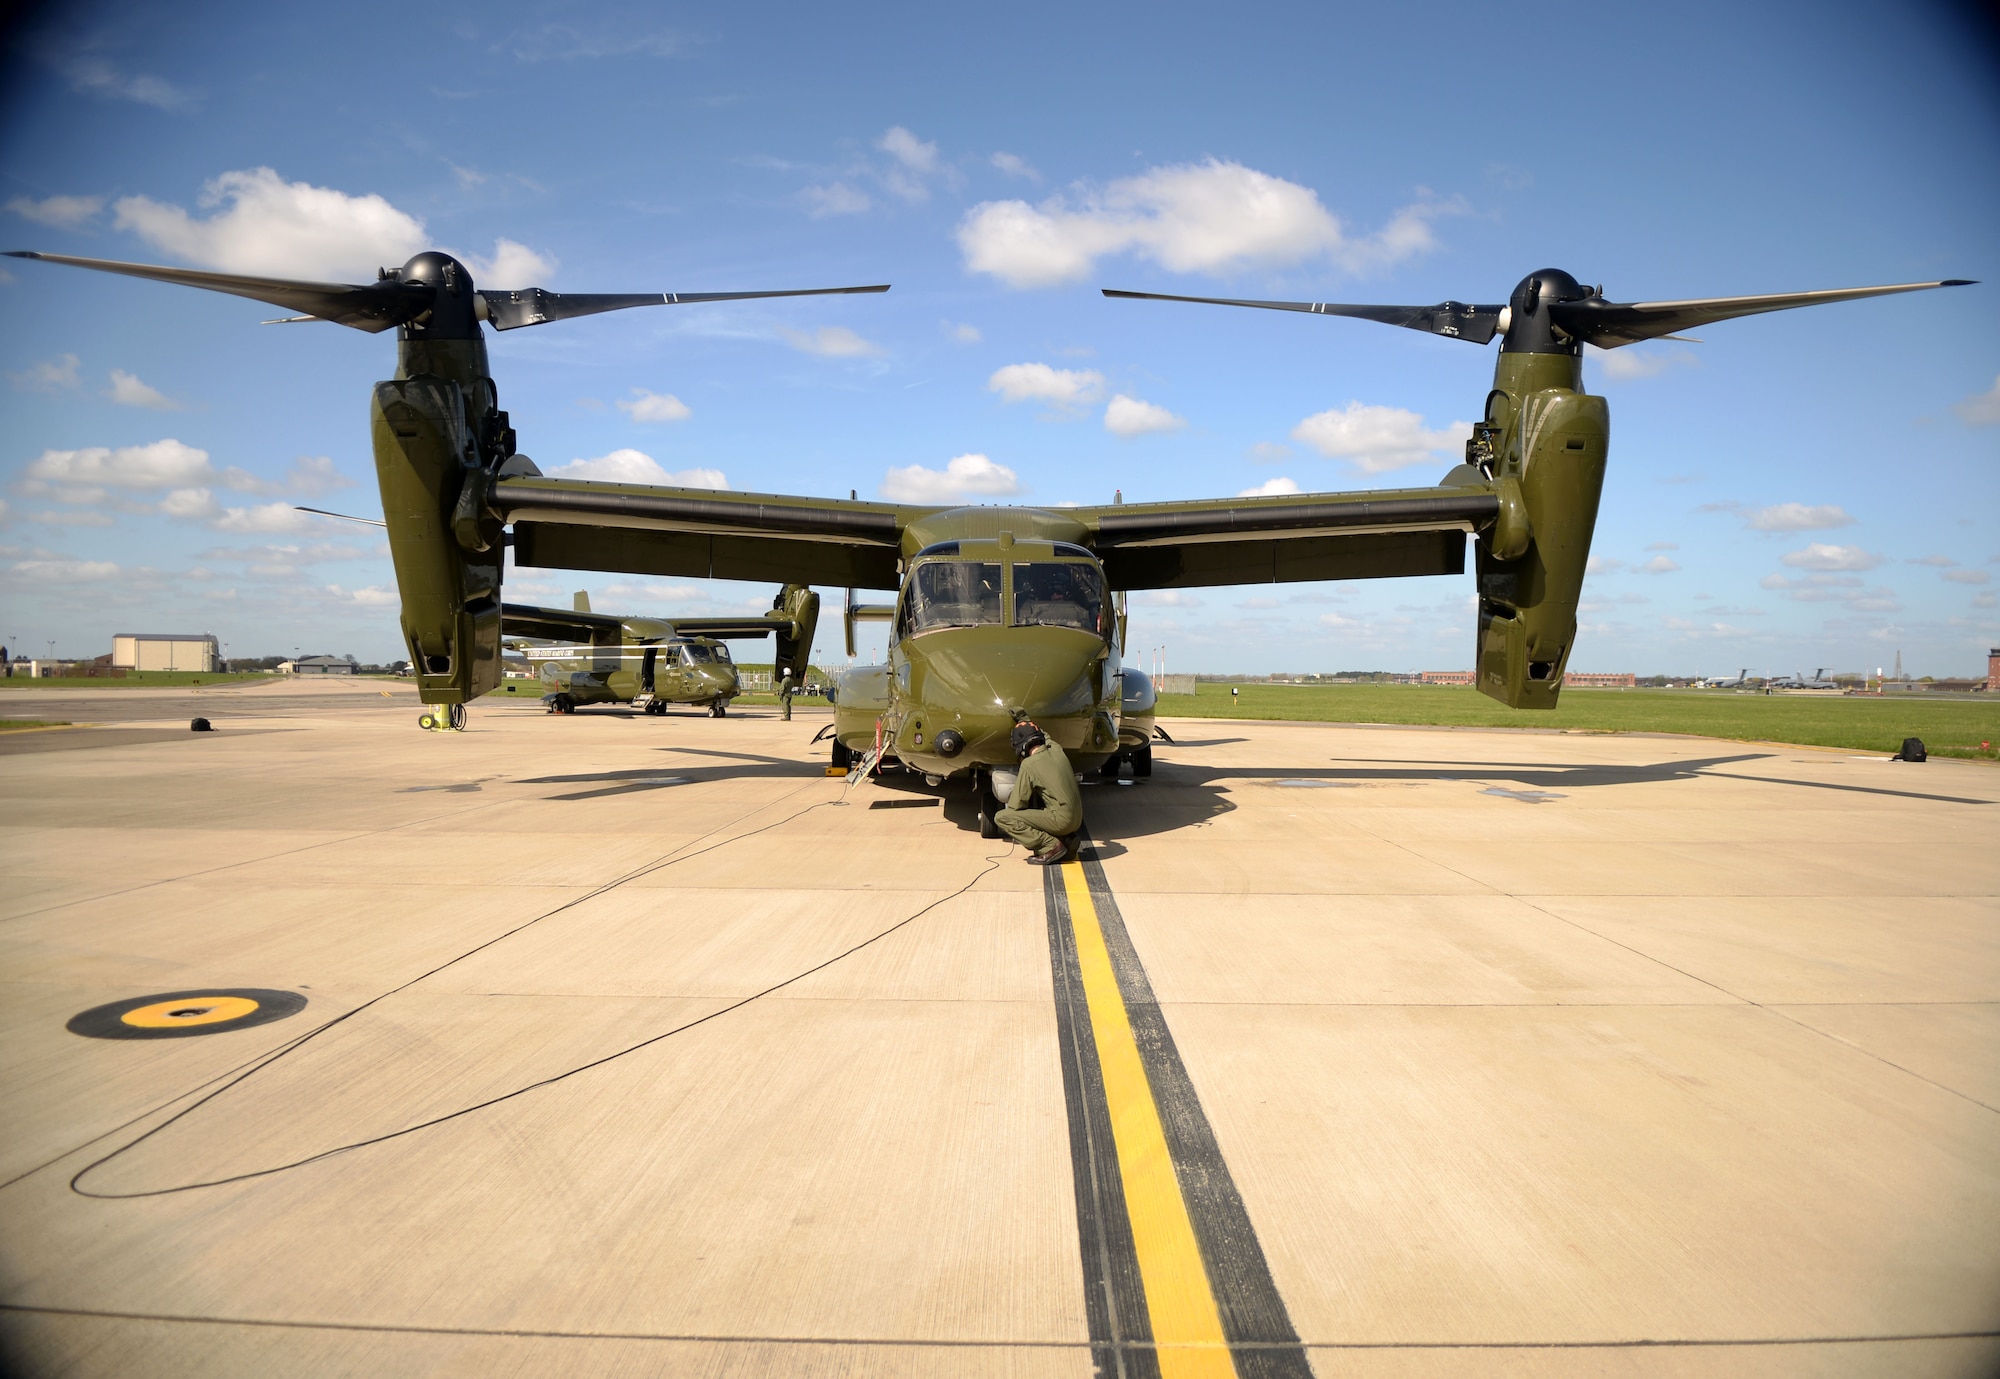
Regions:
[[521, 630, 739, 708], [832, 534, 1124, 778]]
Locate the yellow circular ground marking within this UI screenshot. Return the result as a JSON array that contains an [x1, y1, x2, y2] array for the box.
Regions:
[[68, 987, 308, 1040], [120, 995, 261, 1028]]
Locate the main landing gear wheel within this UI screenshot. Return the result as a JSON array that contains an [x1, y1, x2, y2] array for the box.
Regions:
[[830, 738, 853, 769], [645, 701, 667, 716], [417, 702, 466, 731], [710, 698, 728, 717], [548, 693, 577, 715], [976, 769, 1003, 840], [1130, 743, 1153, 777], [1097, 756, 1122, 780]]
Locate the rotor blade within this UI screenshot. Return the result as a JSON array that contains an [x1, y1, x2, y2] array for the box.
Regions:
[[1552, 279, 1974, 348], [1103, 288, 1504, 344], [294, 506, 386, 528], [479, 283, 891, 331], [3, 250, 429, 333]]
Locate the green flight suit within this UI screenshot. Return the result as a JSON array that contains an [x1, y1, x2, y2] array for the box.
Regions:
[[997, 742, 1083, 855]]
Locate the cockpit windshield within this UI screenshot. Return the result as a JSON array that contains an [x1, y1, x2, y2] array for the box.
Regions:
[[680, 643, 717, 664], [903, 560, 1003, 636], [1014, 562, 1106, 635]]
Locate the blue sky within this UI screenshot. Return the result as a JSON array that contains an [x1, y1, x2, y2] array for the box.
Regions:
[[2, 0, 1995, 676]]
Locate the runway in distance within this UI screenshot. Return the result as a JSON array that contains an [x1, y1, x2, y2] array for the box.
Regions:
[[3, 248, 1972, 831]]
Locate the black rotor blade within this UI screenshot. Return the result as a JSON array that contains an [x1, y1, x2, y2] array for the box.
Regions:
[[480, 283, 891, 331], [1102, 287, 1504, 344], [1552, 279, 1974, 349], [3, 250, 428, 333]]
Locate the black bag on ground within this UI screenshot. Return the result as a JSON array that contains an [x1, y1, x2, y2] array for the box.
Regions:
[[1893, 737, 1925, 762]]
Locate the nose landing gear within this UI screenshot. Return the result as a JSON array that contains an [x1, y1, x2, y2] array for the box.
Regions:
[[974, 767, 1003, 839]]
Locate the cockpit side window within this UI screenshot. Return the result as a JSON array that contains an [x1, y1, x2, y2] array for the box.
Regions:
[[901, 560, 1003, 637], [1013, 562, 1107, 636]]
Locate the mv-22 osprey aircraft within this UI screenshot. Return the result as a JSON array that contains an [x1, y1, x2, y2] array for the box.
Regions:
[[6, 247, 1968, 834], [505, 583, 820, 716]]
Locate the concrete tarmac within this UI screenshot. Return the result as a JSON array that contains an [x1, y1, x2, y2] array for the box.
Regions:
[[1, 680, 1996, 1377]]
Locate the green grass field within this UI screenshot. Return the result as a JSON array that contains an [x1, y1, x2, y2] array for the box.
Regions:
[[1153, 683, 2000, 760], [0, 719, 70, 732], [0, 671, 279, 689]]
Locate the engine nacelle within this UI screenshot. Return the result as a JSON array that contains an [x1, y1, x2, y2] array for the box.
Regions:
[[372, 375, 504, 705], [1473, 368, 1609, 709]]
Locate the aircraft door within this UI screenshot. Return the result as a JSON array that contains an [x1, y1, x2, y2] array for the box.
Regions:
[[641, 646, 657, 692]]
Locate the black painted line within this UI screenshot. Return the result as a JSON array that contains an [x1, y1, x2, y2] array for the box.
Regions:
[[1045, 861, 1157, 1379], [1076, 849, 1312, 1379]]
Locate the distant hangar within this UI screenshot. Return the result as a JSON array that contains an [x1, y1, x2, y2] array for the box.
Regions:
[[112, 633, 220, 673]]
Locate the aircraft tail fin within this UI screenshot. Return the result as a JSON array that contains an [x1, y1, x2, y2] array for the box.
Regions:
[[573, 590, 591, 613]]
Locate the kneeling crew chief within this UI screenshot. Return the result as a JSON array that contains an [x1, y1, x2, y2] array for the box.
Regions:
[[997, 722, 1083, 865]]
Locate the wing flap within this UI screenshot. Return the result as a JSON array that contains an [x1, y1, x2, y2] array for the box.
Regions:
[[513, 522, 900, 589], [1105, 529, 1467, 590]]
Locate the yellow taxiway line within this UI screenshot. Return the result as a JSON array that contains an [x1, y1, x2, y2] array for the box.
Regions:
[[1061, 860, 1235, 1379]]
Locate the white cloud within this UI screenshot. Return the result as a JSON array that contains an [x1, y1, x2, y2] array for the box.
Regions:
[[957, 159, 1456, 289], [113, 167, 427, 279], [1759, 572, 1898, 610], [1290, 402, 1468, 473], [988, 362, 1105, 408], [31, 510, 114, 527], [879, 126, 939, 172], [286, 456, 353, 495], [1136, 590, 1202, 607], [1104, 394, 1187, 438], [1782, 543, 1882, 572], [779, 325, 884, 358], [877, 127, 944, 203], [942, 320, 982, 344], [1943, 568, 1991, 585], [213, 502, 324, 534], [990, 152, 1039, 181], [160, 488, 221, 520], [1745, 502, 1854, 532], [1586, 556, 1625, 574], [1645, 541, 1679, 551], [1249, 441, 1291, 461], [1954, 374, 2000, 427], [347, 586, 400, 606], [6, 194, 103, 227], [802, 182, 872, 218], [548, 449, 728, 488], [8, 354, 81, 393], [107, 369, 181, 410], [460, 238, 556, 287], [1592, 345, 1698, 382], [24, 439, 228, 490], [11, 559, 121, 581], [1237, 476, 1301, 497], [881, 453, 1021, 503], [1906, 554, 1958, 567], [616, 389, 692, 423], [48, 53, 193, 111], [1639, 555, 1680, 574]]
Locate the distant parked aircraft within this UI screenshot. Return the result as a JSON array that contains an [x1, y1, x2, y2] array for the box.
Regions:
[[1771, 667, 1838, 690], [1703, 668, 1752, 689]]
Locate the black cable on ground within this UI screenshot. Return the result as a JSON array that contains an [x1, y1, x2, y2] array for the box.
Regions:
[[65, 792, 1010, 1199]]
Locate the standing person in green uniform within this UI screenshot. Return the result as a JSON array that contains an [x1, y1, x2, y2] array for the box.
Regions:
[[997, 721, 1084, 864]]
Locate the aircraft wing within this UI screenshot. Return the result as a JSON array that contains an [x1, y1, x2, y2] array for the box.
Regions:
[[496, 478, 909, 590], [660, 615, 788, 639], [493, 475, 1500, 594], [500, 602, 629, 643], [1071, 483, 1499, 590]]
